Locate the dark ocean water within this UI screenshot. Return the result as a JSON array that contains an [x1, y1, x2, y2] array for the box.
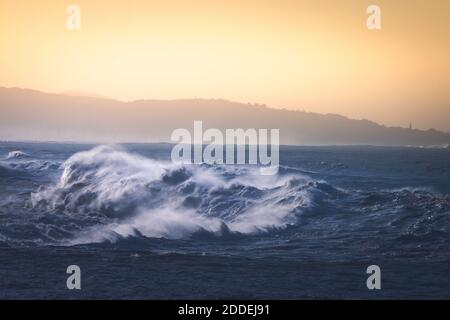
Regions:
[[1, 142, 450, 299]]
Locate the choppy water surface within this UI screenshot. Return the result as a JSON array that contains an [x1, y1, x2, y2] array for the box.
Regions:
[[1, 142, 449, 299]]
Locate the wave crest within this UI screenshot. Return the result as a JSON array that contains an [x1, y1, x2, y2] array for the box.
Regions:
[[31, 145, 326, 244], [6, 150, 29, 159]]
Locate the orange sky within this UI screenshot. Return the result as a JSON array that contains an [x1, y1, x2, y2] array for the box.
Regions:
[[1, 0, 449, 131]]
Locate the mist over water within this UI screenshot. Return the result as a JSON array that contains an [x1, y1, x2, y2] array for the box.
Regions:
[[1, 142, 450, 298]]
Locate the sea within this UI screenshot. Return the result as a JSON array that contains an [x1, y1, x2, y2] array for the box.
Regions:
[[0, 142, 449, 299]]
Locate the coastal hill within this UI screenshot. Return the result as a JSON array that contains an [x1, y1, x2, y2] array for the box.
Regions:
[[1, 87, 449, 146]]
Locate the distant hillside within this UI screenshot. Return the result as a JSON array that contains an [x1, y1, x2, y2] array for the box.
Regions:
[[1, 87, 450, 146]]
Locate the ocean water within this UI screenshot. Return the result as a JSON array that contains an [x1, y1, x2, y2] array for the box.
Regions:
[[1, 142, 450, 299]]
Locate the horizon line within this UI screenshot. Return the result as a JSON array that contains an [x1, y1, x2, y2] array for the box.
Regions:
[[0, 139, 449, 150]]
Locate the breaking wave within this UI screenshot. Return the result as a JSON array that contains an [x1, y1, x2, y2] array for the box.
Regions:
[[0, 144, 445, 249], [1, 150, 60, 174], [30, 145, 334, 244], [6, 150, 30, 159]]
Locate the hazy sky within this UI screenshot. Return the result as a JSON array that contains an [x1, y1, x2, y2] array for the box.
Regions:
[[1, 0, 449, 131]]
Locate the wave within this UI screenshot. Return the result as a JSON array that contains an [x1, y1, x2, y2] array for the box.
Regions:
[[6, 150, 30, 159], [29, 145, 339, 244], [8, 160, 60, 172], [0, 163, 20, 177], [0, 144, 444, 248], [1, 150, 60, 174]]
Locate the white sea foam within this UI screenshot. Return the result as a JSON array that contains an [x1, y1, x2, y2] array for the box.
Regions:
[[6, 150, 29, 159], [31, 145, 325, 244]]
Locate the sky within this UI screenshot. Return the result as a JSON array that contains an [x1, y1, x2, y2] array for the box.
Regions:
[[1, 0, 449, 131]]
